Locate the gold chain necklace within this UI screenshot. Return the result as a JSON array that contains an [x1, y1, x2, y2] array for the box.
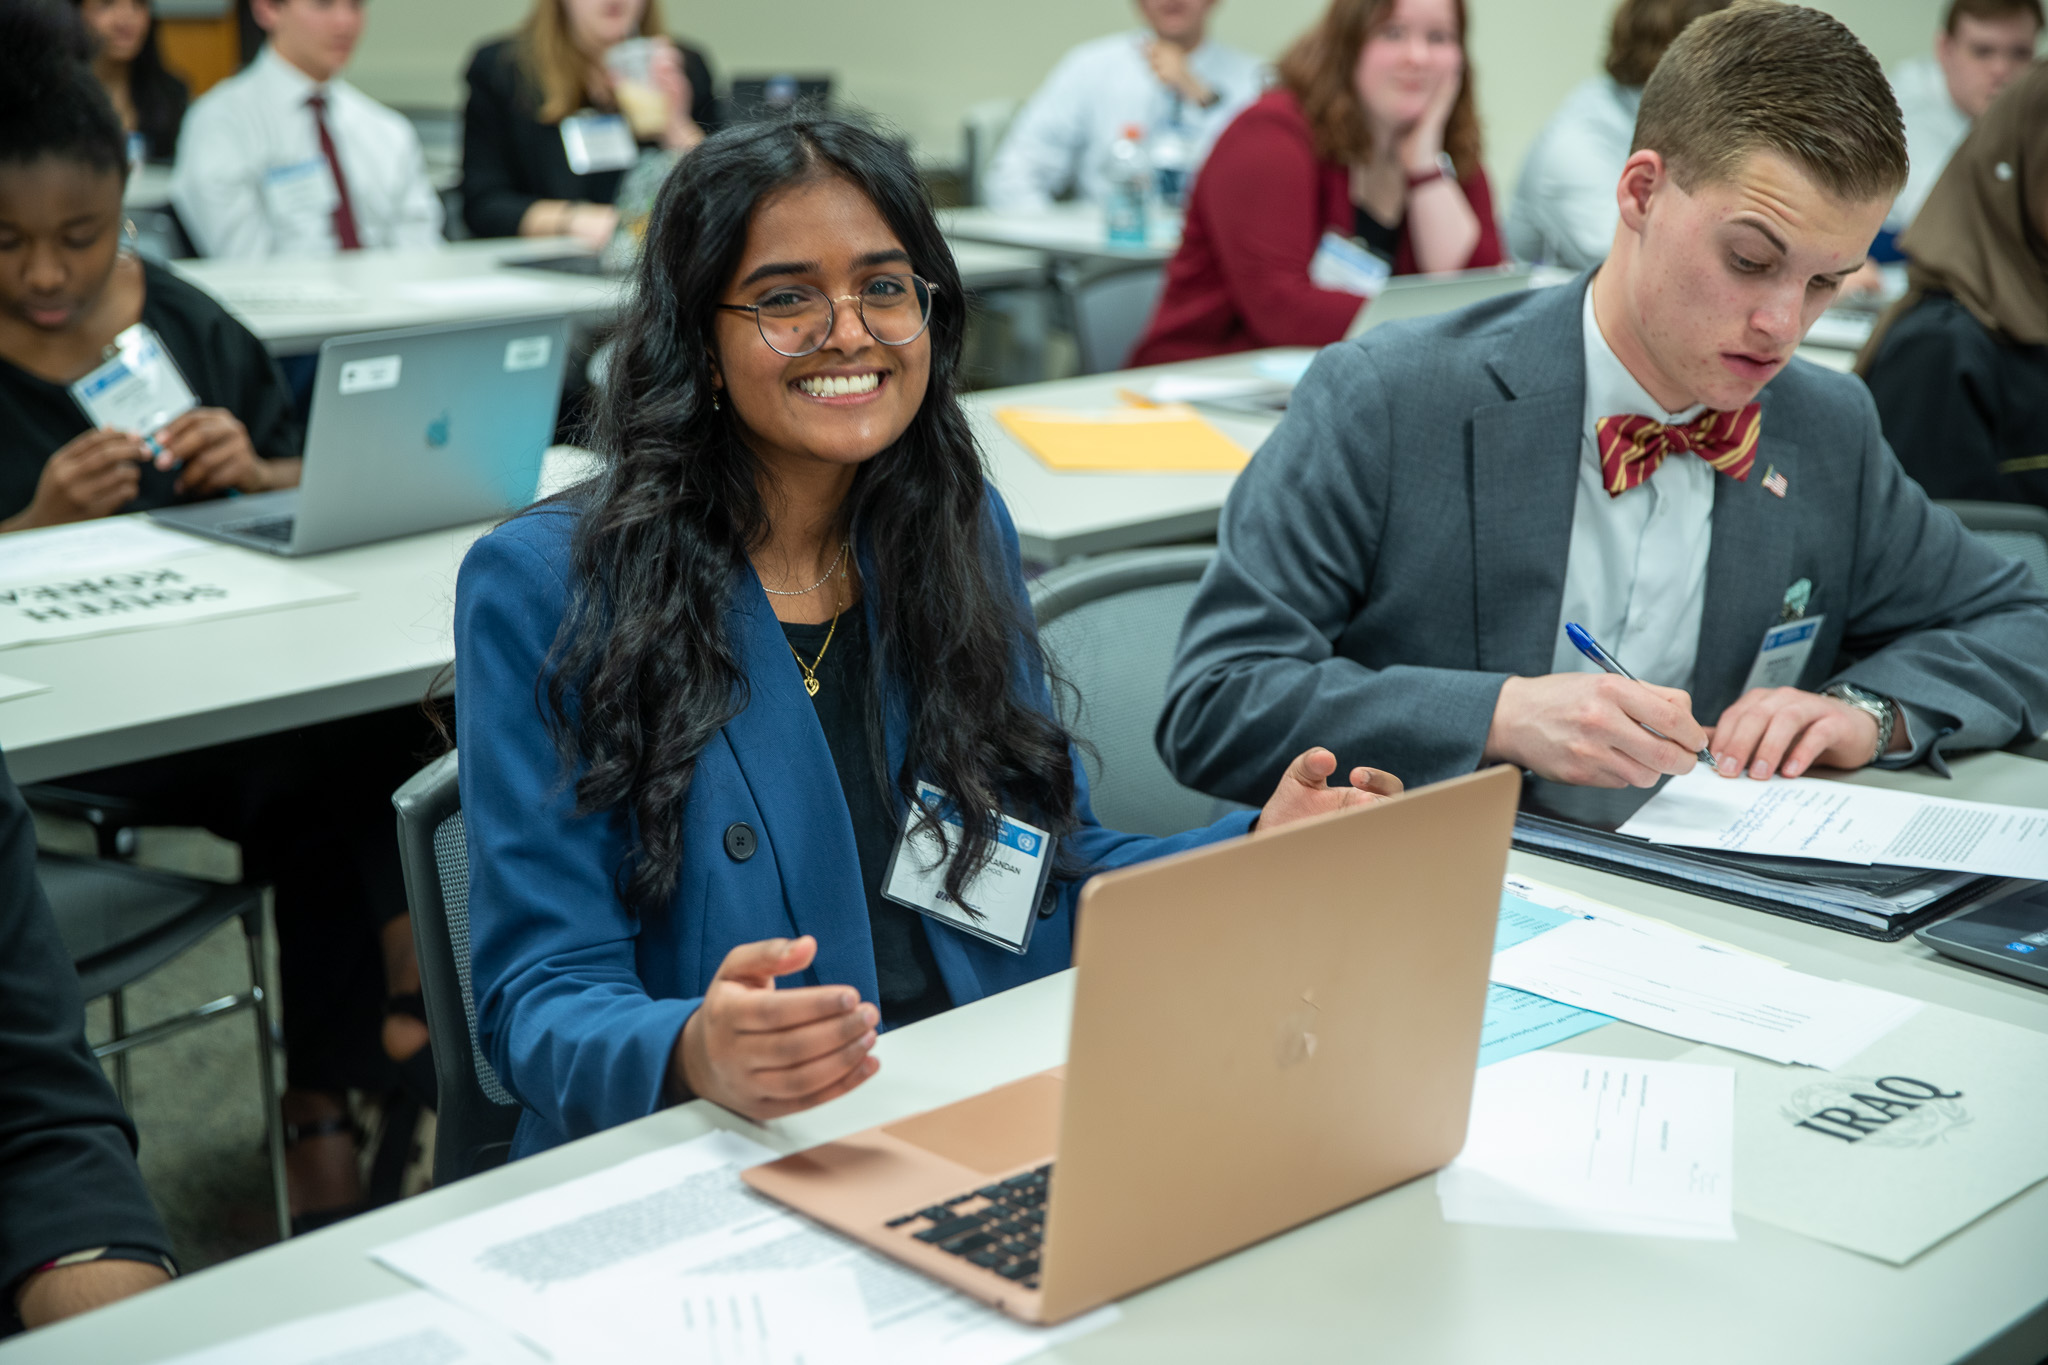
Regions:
[[788, 579, 847, 698]]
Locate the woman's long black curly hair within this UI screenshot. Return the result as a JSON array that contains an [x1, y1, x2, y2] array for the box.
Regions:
[[545, 113, 1083, 914]]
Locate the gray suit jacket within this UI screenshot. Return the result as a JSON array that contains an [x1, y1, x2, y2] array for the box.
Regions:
[[1158, 275, 2048, 802]]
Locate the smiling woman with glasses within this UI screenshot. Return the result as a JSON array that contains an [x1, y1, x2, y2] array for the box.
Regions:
[[450, 112, 1399, 1156]]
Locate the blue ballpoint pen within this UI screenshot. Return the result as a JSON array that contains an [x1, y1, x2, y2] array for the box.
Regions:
[[1564, 622, 1716, 766]]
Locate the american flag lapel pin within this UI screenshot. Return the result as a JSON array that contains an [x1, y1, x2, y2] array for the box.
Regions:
[[1761, 464, 1788, 498]]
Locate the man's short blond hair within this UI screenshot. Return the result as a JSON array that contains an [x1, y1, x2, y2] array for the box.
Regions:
[[1632, 2, 1909, 204]]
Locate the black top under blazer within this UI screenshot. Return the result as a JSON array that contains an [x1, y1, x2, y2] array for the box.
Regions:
[[0, 751, 173, 1335], [459, 37, 718, 239]]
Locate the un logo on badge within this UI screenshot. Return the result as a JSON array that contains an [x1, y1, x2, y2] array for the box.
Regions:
[[1018, 833, 1035, 853]]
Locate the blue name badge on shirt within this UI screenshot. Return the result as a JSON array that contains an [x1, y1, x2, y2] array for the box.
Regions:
[[262, 157, 339, 218], [1741, 614, 1825, 692], [882, 781, 1057, 955], [1307, 230, 1392, 298]]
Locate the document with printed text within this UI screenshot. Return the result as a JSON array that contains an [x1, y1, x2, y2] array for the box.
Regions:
[[374, 1130, 1115, 1365], [1618, 768, 2048, 879], [1677, 1004, 2048, 1263], [548, 1268, 878, 1365], [1490, 913, 1921, 1068], [1437, 1051, 1736, 1239], [0, 547, 351, 650]]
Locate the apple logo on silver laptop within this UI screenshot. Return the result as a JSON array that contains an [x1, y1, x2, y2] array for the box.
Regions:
[[426, 413, 450, 448]]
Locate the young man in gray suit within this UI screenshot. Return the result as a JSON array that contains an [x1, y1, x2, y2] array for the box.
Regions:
[[1159, 3, 2048, 800]]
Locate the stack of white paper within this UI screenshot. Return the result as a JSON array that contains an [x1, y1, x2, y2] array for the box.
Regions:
[[150, 1290, 546, 1365], [1619, 767, 2048, 879], [1490, 913, 1921, 1068], [1438, 1051, 1736, 1239], [0, 546, 352, 650], [374, 1130, 1115, 1365], [0, 517, 205, 582]]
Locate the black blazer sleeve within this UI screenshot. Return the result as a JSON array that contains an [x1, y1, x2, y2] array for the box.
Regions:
[[462, 40, 550, 240], [1868, 296, 2006, 502], [0, 753, 172, 1331], [683, 44, 719, 134]]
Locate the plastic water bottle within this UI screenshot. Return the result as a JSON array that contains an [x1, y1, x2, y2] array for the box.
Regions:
[[1150, 118, 1192, 209], [1104, 124, 1151, 247]]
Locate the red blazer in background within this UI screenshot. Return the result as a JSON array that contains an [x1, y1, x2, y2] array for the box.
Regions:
[[1130, 88, 1504, 366]]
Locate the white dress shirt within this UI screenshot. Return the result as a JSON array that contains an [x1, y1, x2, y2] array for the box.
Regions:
[[1886, 57, 1971, 235], [984, 31, 1266, 211], [1505, 77, 1640, 271], [172, 44, 443, 259], [1550, 287, 1717, 691]]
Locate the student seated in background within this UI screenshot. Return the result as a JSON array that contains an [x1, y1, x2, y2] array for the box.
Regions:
[[1881, 0, 2041, 253], [1859, 63, 2048, 512], [73, 0, 187, 164], [0, 0, 435, 1231], [1506, 0, 1731, 271], [984, 0, 1264, 212], [1130, 0, 1503, 365], [172, 0, 443, 258], [1158, 4, 2048, 803], [460, 0, 717, 248], [0, 747, 174, 1338], [454, 113, 1397, 1150]]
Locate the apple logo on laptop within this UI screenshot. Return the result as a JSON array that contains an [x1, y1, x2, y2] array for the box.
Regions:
[[426, 412, 450, 448]]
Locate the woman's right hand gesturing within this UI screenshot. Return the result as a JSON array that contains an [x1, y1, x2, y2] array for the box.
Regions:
[[672, 935, 881, 1121], [1, 428, 146, 532]]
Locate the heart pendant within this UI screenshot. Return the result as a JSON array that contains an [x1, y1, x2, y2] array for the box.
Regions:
[[804, 677, 820, 697]]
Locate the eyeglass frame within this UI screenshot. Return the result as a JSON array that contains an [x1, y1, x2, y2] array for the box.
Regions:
[[713, 273, 942, 358]]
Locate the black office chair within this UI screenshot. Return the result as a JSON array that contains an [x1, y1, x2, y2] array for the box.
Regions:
[[1031, 546, 1250, 835], [391, 751, 522, 1186], [42, 851, 290, 1241], [1937, 500, 2048, 593]]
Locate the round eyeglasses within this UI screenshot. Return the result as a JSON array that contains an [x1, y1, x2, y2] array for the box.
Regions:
[[716, 274, 939, 358]]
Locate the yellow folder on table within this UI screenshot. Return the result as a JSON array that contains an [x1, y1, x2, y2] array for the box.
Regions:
[[995, 403, 1251, 474]]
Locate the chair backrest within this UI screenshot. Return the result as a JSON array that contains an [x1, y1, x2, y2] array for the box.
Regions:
[[1938, 499, 2048, 593], [392, 750, 522, 1186], [1031, 546, 1245, 836], [1067, 263, 1167, 375], [962, 97, 1021, 206]]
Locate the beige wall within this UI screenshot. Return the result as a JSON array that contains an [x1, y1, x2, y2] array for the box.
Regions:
[[351, 0, 1953, 199]]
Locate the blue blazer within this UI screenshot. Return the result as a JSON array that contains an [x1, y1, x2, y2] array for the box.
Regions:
[[454, 486, 1256, 1157]]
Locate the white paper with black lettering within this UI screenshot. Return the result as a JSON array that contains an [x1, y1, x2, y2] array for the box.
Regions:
[[0, 548, 352, 649], [1676, 1004, 2048, 1263]]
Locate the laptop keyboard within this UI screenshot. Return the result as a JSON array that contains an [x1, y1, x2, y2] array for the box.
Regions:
[[219, 515, 296, 543], [885, 1163, 1050, 1290]]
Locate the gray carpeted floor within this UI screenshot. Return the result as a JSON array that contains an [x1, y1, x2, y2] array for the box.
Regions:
[[42, 817, 431, 1275]]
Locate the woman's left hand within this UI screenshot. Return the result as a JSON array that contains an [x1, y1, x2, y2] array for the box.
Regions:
[[1258, 747, 1403, 831], [154, 408, 291, 496]]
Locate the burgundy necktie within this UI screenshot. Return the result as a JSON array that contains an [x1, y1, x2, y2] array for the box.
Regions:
[[306, 91, 362, 251]]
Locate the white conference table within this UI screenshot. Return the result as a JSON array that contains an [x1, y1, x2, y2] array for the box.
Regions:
[[0, 449, 596, 786], [166, 238, 1047, 355], [10, 752, 2045, 1365], [970, 349, 1303, 563], [941, 203, 1182, 265]]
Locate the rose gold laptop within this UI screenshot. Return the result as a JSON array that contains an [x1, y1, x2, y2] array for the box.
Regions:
[[742, 764, 1520, 1325]]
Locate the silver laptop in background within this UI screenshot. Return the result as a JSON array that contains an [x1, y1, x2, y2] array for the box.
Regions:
[[152, 315, 570, 556], [1343, 265, 1537, 340]]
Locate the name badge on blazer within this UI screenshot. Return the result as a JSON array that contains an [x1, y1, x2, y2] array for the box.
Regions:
[[1742, 614, 1825, 692], [1307, 230, 1391, 298], [560, 112, 638, 175], [882, 781, 1056, 956], [262, 157, 339, 218]]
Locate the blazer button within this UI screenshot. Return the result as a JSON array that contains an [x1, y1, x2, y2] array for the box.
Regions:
[[1037, 886, 1059, 919], [723, 822, 757, 862]]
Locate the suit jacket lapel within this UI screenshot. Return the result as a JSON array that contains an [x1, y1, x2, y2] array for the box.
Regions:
[[1470, 277, 1592, 676], [1695, 394, 1797, 720], [719, 571, 879, 1001]]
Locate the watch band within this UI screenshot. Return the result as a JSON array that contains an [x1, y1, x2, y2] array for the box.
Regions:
[[1406, 152, 1457, 188], [1822, 682, 1897, 764]]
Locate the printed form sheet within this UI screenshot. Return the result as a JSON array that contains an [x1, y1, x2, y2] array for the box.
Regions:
[[374, 1130, 1113, 1365]]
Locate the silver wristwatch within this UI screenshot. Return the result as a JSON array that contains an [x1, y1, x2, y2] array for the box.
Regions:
[[1821, 682, 1897, 764]]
